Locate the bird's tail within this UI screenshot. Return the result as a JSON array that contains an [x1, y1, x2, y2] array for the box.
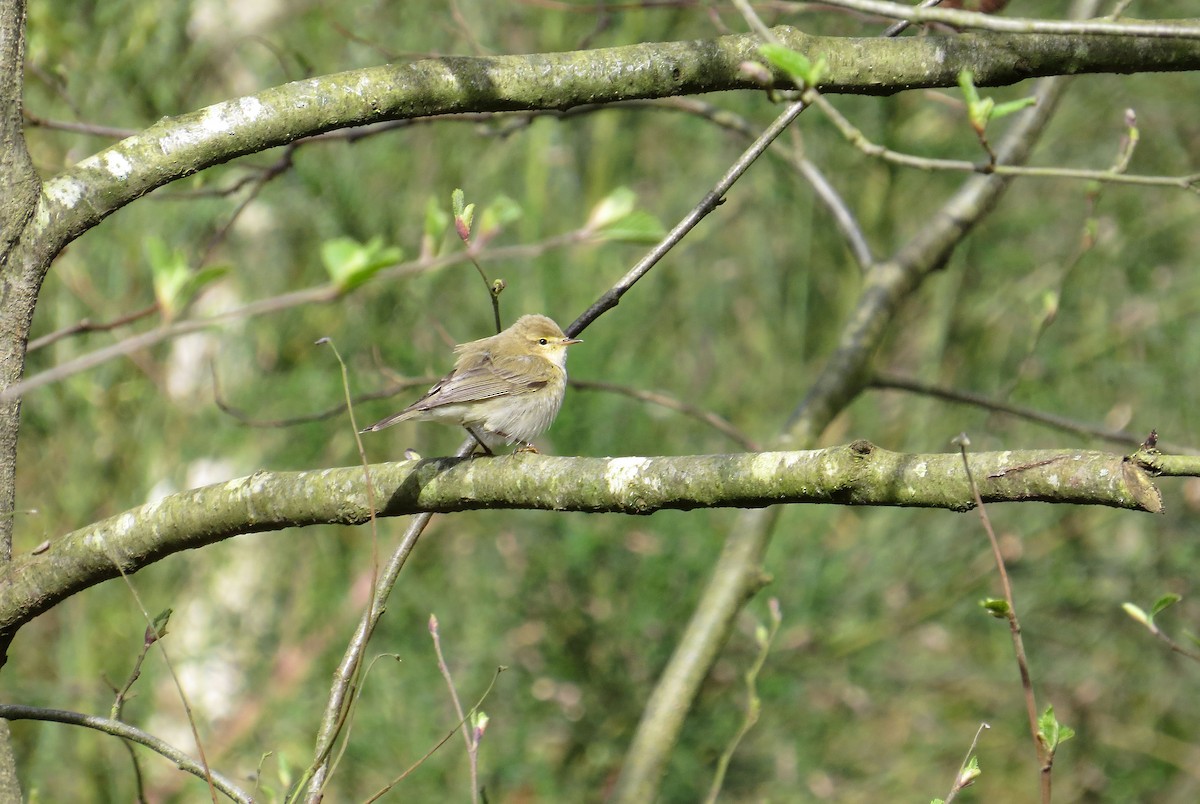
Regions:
[[359, 410, 413, 433]]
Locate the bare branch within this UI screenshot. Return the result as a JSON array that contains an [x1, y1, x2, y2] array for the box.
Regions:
[[0, 705, 251, 804], [821, 0, 1200, 38]]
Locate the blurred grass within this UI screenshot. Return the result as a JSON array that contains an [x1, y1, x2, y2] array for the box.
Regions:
[[9, 1, 1200, 801]]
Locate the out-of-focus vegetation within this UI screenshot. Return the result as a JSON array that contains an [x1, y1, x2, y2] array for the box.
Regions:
[[9, 1, 1200, 801]]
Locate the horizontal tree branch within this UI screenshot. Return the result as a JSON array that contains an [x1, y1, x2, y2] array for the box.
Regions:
[[33, 24, 1200, 257], [0, 441, 1167, 663]]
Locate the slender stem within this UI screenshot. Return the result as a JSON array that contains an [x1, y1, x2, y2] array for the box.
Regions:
[[0, 705, 251, 804], [567, 99, 807, 338], [820, 0, 1200, 37], [430, 614, 480, 804], [957, 439, 1048, 803], [303, 437, 477, 802]]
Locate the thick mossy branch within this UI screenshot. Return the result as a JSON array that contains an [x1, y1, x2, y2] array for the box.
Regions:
[[35, 24, 1200, 252], [0, 442, 1166, 658]]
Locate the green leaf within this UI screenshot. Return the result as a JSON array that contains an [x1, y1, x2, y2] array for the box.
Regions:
[[958, 69, 1035, 131], [478, 195, 523, 238], [585, 188, 665, 243], [1038, 705, 1076, 751], [321, 236, 403, 293], [991, 97, 1038, 120], [188, 265, 230, 296], [587, 187, 637, 230], [757, 43, 825, 87], [451, 187, 466, 217], [145, 607, 172, 644], [148, 240, 189, 319], [594, 210, 666, 244], [1122, 602, 1149, 627], [957, 69, 982, 105], [968, 97, 995, 133], [1151, 593, 1182, 617], [149, 238, 228, 321], [424, 196, 450, 245], [456, 203, 475, 241], [980, 598, 1010, 618]]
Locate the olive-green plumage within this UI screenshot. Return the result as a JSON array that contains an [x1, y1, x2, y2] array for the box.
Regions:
[[363, 314, 581, 449]]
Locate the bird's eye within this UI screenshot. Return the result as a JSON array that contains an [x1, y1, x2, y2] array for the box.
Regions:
[[538, 338, 549, 345]]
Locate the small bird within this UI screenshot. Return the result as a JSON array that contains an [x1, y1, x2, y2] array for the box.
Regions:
[[362, 314, 582, 452]]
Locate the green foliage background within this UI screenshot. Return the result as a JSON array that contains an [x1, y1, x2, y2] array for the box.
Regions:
[[9, 1, 1200, 801]]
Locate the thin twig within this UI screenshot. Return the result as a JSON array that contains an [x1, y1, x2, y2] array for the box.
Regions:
[[943, 722, 989, 804], [703, 598, 781, 804], [883, 0, 945, 38], [360, 666, 506, 804], [0, 705, 251, 804], [430, 614, 481, 804], [808, 89, 1200, 193], [28, 303, 159, 352], [302, 505, 444, 802], [955, 434, 1049, 804], [870, 371, 1200, 455], [632, 96, 875, 270], [1131, 613, 1200, 663], [820, 0, 1200, 38], [104, 567, 218, 804], [22, 109, 137, 139], [567, 99, 807, 337], [572, 379, 760, 450]]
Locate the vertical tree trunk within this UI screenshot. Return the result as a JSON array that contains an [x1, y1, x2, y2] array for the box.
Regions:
[[0, 1, 45, 798]]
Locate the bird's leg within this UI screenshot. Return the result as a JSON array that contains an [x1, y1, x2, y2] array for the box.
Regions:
[[463, 426, 494, 456], [514, 443, 540, 454]]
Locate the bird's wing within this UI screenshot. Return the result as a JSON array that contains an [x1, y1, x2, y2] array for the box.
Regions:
[[410, 353, 549, 410]]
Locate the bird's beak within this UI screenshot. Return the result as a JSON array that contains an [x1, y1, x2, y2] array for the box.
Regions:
[[563, 337, 583, 345]]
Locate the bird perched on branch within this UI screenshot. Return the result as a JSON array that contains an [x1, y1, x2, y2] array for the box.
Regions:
[[362, 314, 582, 452]]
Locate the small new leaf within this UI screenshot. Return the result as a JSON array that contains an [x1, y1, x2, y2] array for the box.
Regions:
[[455, 203, 475, 242], [478, 195, 523, 239], [957, 69, 982, 105], [595, 210, 666, 244], [424, 196, 451, 248], [451, 189, 475, 241], [1038, 705, 1076, 751], [587, 187, 637, 230], [757, 43, 825, 88], [991, 97, 1038, 120], [587, 188, 666, 243], [958, 755, 982, 788], [149, 238, 228, 322], [321, 236, 402, 293], [472, 710, 490, 744], [1122, 602, 1150, 627], [145, 608, 173, 646], [1151, 593, 1182, 617], [981, 598, 1010, 618], [958, 69, 1034, 132]]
